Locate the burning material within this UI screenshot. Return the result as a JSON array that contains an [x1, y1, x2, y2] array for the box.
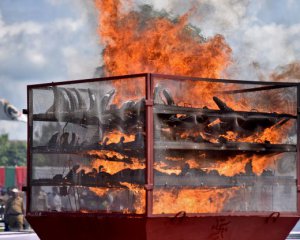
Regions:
[[155, 89, 295, 146], [89, 151, 145, 175], [119, 182, 146, 214], [28, 2, 297, 215], [206, 153, 280, 177], [100, 131, 135, 145], [207, 155, 251, 177], [26, 0, 300, 238], [31, 75, 296, 215], [89, 187, 109, 197], [153, 187, 240, 214], [89, 184, 145, 214], [154, 162, 182, 175]]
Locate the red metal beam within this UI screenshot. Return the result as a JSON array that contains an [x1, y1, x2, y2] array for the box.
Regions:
[[145, 73, 154, 216], [297, 85, 300, 215], [27, 73, 149, 89], [25, 73, 300, 225]]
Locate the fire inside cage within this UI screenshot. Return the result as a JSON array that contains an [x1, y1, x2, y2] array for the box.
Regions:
[[26, 73, 300, 240]]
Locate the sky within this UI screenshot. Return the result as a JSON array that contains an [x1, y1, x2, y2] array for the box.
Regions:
[[0, 0, 300, 140]]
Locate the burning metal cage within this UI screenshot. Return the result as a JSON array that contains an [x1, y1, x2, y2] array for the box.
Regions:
[[26, 73, 300, 240]]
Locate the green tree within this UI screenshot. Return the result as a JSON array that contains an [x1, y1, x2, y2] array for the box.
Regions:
[[0, 134, 27, 166]]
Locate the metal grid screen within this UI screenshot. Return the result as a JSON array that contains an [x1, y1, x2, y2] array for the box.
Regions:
[[27, 74, 299, 217]]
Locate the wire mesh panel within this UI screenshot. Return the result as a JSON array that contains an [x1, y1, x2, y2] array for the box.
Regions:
[[28, 76, 146, 214], [152, 76, 297, 214], [27, 74, 299, 217]]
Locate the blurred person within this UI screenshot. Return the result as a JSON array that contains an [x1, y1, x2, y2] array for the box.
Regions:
[[0, 188, 9, 205], [79, 189, 87, 210], [32, 186, 49, 211], [52, 187, 62, 211], [4, 188, 24, 231], [47, 191, 54, 209], [61, 187, 77, 211], [0, 188, 9, 230], [21, 191, 30, 230]]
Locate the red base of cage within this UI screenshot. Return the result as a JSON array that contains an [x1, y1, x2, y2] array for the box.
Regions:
[[26, 215, 299, 240]]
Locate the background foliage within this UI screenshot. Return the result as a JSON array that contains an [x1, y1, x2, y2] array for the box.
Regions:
[[0, 134, 26, 166]]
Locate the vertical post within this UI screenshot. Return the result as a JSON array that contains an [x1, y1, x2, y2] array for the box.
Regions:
[[145, 73, 154, 217], [26, 86, 32, 213], [297, 85, 300, 215]]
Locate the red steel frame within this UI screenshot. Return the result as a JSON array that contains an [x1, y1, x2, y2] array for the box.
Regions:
[[26, 73, 300, 219], [297, 85, 300, 215], [145, 73, 154, 216]]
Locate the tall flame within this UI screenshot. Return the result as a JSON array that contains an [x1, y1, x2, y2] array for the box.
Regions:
[[95, 0, 232, 107], [84, 0, 297, 215], [95, 0, 231, 77]]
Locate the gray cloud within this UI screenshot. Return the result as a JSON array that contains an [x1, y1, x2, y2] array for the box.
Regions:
[[125, 0, 300, 81], [1, 0, 300, 139], [161, 0, 300, 81], [0, 0, 100, 140]]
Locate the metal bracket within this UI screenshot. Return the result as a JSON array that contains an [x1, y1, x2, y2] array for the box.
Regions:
[[145, 100, 154, 106], [22, 109, 28, 115], [265, 212, 280, 223], [144, 184, 153, 190], [171, 211, 187, 224]]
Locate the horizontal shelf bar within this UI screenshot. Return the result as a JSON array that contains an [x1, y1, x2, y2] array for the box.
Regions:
[[154, 176, 296, 186], [30, 176, 296, 188], [151, 73, 299, 86], [30, 181, 143, 188], [28, 73, 148, 89], [26, 73, 299, 90], [154, 141, 297, 152], [32, 105, 297, 124], [32, 141, 296, 154], [32, 146, 92, 154], [154, 104, 297, 119], [218, 85, 295, 94], [31, 146, 144, 157], [33, 113, 101, 125]]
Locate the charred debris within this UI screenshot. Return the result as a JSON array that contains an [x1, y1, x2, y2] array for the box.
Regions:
[[33, 84, 295, 153], [31, 83, 296, 189]]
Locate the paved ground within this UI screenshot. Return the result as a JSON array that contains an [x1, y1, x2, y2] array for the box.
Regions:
[[0, 232, 39, 240]]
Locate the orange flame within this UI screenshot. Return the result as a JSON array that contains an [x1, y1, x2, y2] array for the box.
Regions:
[[95, 0, 232, 108], [153, 187, 239, 214], [89, 187, 109, 197], [89, 185, 145, 214], [94, 0, 295, 113], [100, 131, 135, 145], [85, 0, 296, 214], [95, 0, 231, 77], [154, 161, 181, 175], [240, 122, 293, 144], [87, 148, 145, 214], [219, 120, 293, 145], [120, 182, 145, 214], [87, 150, 145, 175], [207, 154, 250, 177], [206, 153, 280, 177]]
